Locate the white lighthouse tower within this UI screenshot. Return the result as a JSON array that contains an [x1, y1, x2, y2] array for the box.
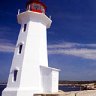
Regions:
[[2, 0, 59, 96]]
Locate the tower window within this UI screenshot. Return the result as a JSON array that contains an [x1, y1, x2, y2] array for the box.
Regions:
[[24, 24, 27, 32], [14, 70, 18, 81], [19, 44, 23, 54], [34, 4, 40, 10]]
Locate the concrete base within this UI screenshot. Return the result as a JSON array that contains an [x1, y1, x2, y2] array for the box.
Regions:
[[2, 88, 18, 96], [2, 66, 60, 96], [2, 87, 41, 96]]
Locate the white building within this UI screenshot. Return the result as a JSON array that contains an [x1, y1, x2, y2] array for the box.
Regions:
[[2, 0, 60, 96]]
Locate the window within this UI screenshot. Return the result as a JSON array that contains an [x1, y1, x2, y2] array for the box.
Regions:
[[19, 44, 23, 54], [14, 70, 18, 81], [33, 4, 41, 10], [24, 24, 27, 32]]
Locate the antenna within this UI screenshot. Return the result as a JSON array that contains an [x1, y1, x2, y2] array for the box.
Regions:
[[49, 16, 52, 19], [18, 9, 20, 15], [28, 5, 30, 10]]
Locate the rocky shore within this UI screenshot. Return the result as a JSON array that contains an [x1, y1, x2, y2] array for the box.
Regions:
[[34, 90, 96, 96], [60, 90, 96, 96]]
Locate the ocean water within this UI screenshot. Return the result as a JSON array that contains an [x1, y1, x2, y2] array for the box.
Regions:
[[59, 85, 81, 92], [0, 85, 81, 96]]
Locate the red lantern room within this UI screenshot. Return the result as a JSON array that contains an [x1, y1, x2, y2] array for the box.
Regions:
[[26, 0, 46, 13]]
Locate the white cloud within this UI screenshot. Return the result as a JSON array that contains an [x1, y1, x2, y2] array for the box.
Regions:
[[1, 39, 96, 60], [48, 42, 96, 60], [0, 39, 15, 53]]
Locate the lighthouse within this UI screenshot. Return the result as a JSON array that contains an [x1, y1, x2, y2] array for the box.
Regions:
[[2, 0, 60, 96]]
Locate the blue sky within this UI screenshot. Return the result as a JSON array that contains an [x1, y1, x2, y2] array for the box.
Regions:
[[0, 0, 96, 82]]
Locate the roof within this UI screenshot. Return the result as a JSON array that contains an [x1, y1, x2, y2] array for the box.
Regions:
[[26, 0, 47, 9]]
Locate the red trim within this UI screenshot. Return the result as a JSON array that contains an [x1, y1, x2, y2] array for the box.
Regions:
[[31, 9, 42, 13]]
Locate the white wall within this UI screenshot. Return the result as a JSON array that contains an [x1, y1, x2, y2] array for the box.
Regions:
[[40, 66, 60, 93], [51, 70, 59, 92]]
